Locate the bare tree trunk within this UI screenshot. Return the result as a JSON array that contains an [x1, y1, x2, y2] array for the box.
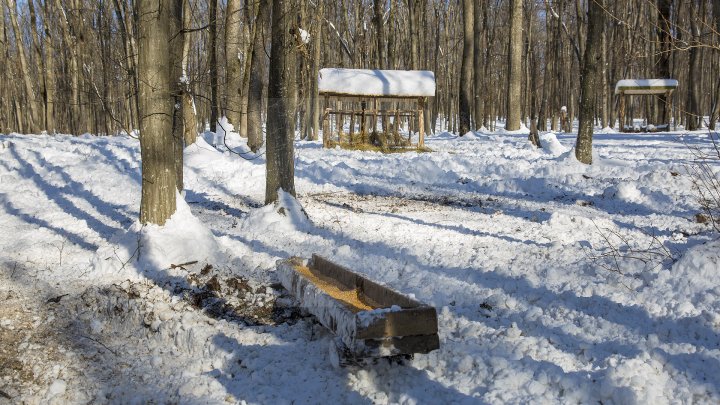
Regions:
[[248, 0, 269, 152], [265, 0, 297, 204], [42, 0, 56, 133], [374, 0, 386, 69], [138, 0, 177, 225], [54, 0, 80, 134], [209, 0, 219, 132], [181, 0, 197, 145], [505, 0, 523, 131], [170, 0, 184, 191], [6, 0, 39, 133], [575, 0, 604, 165], [388, 0, 397, 69], [309, 0, 323, 141], [458, 0, 473, 135], [225, 0, 243, 127], [472, 0, 482, 129], [656, 0, 672, 125], [686, 4, 702, 131], [27, 0, 46, 131], [600, 7, 608, 128]]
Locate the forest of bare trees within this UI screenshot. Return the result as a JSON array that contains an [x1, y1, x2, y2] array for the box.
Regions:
[[2, 0, 720, 139]]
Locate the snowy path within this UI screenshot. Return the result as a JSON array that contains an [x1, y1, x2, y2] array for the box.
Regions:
[[1, 130, 719, 404]]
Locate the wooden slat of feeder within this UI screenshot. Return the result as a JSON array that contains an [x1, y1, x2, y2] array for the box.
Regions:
[[356, 307, 439, 340], [312, 255, 419, 308]]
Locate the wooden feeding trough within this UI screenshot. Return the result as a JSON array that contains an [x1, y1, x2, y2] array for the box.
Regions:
[[615, 79, 678, 132], [277, 254, 439, 367], [318, 68, 436, 150]]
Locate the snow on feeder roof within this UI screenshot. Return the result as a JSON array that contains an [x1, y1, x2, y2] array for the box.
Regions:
[[318, 68, 436, 98], [614, 79, 678, 95]]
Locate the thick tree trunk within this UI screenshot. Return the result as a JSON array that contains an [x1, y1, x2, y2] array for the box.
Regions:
[[505, 0, 523, 131], [138, 0, 177, 225], [265, 0, 297, 204], [247, 0, 270, 152], [458, 0, 473, 135], [575, 0, 604, 165], [170, 0, 184, 192], [225, 0, 243, 127]]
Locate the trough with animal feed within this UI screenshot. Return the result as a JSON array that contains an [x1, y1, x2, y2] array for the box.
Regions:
[[277, 255, 439, 367]]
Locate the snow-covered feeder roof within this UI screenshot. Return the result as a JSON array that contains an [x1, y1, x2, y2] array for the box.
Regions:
[[615, 79, 678, 95], [318, 68, 436, 98]]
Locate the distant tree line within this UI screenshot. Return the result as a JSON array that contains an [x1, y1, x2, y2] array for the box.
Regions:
[[2, 0, 720, 138]]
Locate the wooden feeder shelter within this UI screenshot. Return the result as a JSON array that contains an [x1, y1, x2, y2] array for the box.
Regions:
[[318, 68, 436, 149], [615, 79, 679, 132]]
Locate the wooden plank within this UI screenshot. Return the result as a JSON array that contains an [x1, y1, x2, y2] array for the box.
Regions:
[[359, 334, 440, 355], [356, 307, 438, 340]]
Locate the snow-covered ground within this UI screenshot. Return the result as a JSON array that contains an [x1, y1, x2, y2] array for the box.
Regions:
[[1, 125, 719, 404]]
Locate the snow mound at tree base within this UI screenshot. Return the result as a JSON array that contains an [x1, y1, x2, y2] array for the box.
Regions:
[[91, 193, 223, 280], [242, 190, 311, 233]]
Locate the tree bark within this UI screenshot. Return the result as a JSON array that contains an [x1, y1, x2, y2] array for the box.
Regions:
[[248, 0, 270, 152], [656, 0, 672, 125], [138, 0, 177, 225], [181, 0, 197, 146], [265, 0, 297, 204], [209, 0, 219, 132], [42, 0, 56, 133], [686, 3, 702, 131], [27, 0, 47, 131], [575, 0, 604, 165], [54, 0, 80, 134], [309, 0, 323, 141], [225, 0, 243, 127], [170, 0, 184, 191], [505, 0, 523, 131], [373, 0, 386, 69], [458, 0, 473, 135], [472, 0, 482, 129]]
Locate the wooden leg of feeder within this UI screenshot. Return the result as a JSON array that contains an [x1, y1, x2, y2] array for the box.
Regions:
[[418, 98, 425, 148], [396, 109, 401, 145], [665, 90, 673, 130], [618, 93, 626, 133], [361, 109, 366, 144], [336, 113, 343, 143], [372, 98, 378, 138], [349, 111, 355, 143], [323, 108, 331, 148]]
